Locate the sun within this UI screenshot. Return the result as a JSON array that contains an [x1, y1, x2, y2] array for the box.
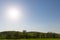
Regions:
[[6, 6, 22, 21], [8, 8, 19, 19]]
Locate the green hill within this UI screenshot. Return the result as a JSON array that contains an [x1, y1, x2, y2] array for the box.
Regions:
[[0, 31, 60, 39]]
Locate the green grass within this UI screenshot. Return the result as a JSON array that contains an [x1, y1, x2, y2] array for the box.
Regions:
[[0, 38, 60, 40]]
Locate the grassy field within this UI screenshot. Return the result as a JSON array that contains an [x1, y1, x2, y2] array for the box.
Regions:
[[0, 38, 60, 40]]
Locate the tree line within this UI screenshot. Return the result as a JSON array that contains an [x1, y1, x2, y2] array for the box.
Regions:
[[0, 30, 60, 39]]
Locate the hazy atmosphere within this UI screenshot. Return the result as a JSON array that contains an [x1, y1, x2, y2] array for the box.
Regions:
[[0, 0, 60, 33]]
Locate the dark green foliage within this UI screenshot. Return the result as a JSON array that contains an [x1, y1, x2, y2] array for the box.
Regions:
[[0, 31, 60, 39]]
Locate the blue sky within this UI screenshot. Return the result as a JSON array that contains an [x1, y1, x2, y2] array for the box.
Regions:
[[0, 0, 60, 33]]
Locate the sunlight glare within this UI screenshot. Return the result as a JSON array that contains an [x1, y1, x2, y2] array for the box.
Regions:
[[6, 6, 22, 21]]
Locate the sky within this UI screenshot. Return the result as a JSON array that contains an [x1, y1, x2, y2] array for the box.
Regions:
[[0, 0, 60, 33]]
